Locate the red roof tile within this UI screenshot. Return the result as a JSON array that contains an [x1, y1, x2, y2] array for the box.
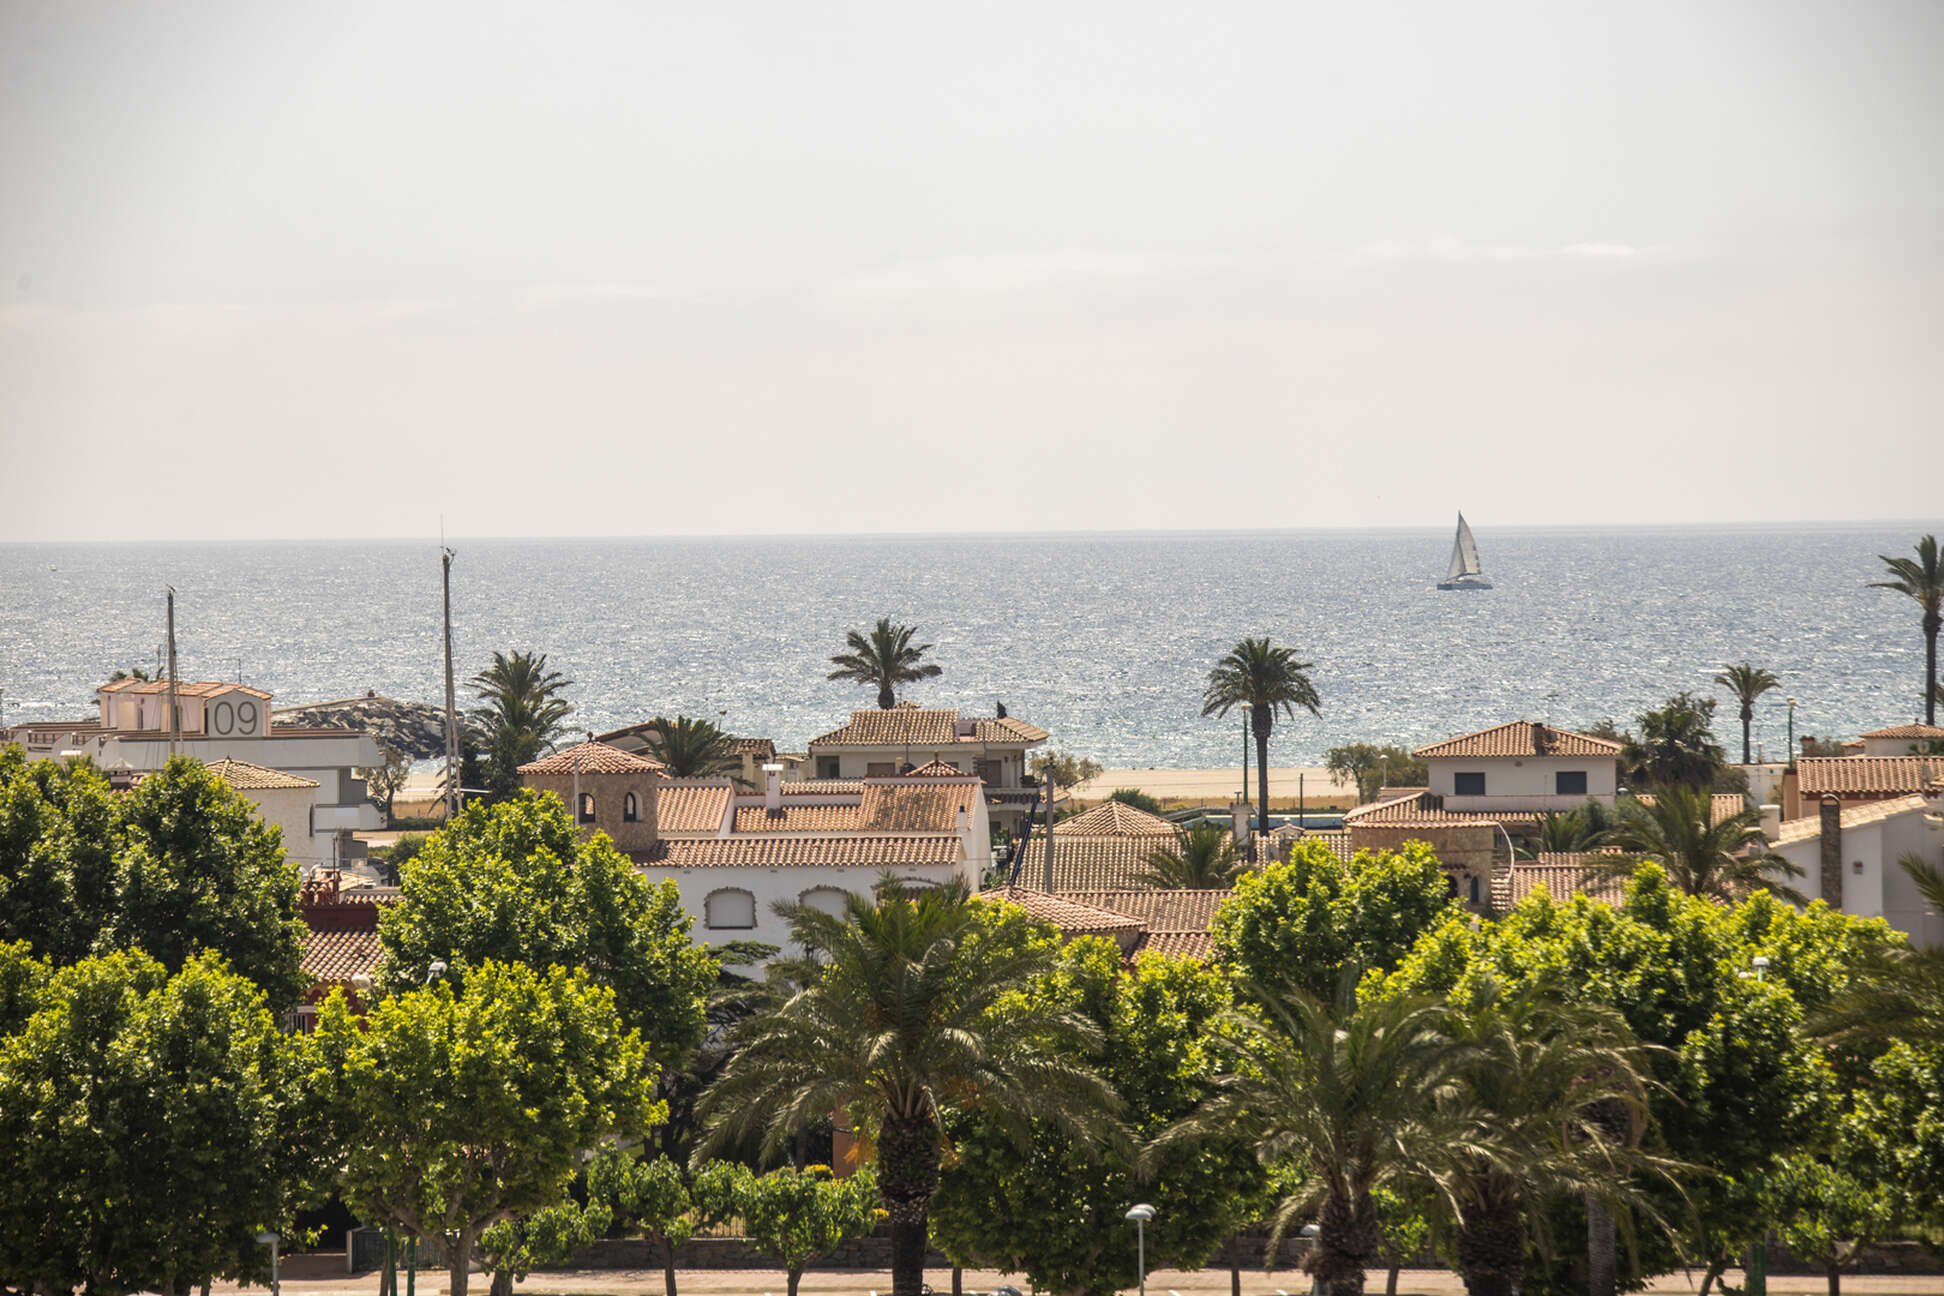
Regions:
[[642, 836, 963, 869], [1797, 756, 1944, 796], [1415, 721, 1621, 759], [1055, 802, 1178, 837], [519, 740, 665, 776]]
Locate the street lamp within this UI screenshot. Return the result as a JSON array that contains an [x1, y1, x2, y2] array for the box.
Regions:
[[426, 960, 447, 985], [1786, 698, 1797, 764], [1125, 1203, 1156, 1296], [1301, 1224, 1322, 1296], [255, 1232, 280, 1296]]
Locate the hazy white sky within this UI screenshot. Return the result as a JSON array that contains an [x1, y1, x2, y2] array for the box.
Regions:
[[2, 0, 1939, 540]]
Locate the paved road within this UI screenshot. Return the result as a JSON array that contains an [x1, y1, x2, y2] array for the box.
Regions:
[[221, 1255, 1944, 1296]]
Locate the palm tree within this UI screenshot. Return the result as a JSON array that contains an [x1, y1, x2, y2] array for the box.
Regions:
[[1156, 978, 1475, 1295], [469, 650, 575, 797], [642, 715, 744, 781], [1812, 853, 1944, 1052], [827, 618, 944, 710], [694, 878, 1119, 1296], [1870, 535, 1944, 725], [1439, 984, 1666, 1296], [1203, 638, 1321, 836], [1591, 786, 1804, 904], [1713, 663, 1781, 765], [1532, 800, 1617, 854], [1622, 692, 1726, 790], [1134, 824, 1248, 889]]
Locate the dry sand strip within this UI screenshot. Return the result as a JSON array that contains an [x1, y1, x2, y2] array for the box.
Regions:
[[1071, 766, 1357, 805], [212, 1259, 1944, 1296]]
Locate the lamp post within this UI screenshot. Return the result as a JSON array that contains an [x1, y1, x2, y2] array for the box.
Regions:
[[1786, 698, 1797, 764], [1301, 1223, 1322, 1296], [1125, 1203, 1156, 1296], [255, 1232, 280, 1296]]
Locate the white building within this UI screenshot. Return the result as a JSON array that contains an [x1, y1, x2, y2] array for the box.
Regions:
[[1769, 789, 1944, 949], [1416, 720, 1622, 812], [6, 677, 386, 872], [806, 705, 1056, 834], [1857, 723, 1944, 757], [520, 741, 991, 958]]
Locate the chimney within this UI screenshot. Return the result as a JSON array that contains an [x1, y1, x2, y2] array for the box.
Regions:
[[763, 763, 783, 816], [1531, 721, 1547, 755], [1801, 735, 1814, 758], [1231, 798, 1251, 846], [1819, 795, 1843, 909], [1759, 804, 1782, 841], [1781, 766, 1800, 821], [956, 805, 975, 884]]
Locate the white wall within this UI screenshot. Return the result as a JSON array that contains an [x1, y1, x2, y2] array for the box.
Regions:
[[639, 861, 974, 954], [1771, 809, 1944, 949], [1427, 756, 1619, 803]]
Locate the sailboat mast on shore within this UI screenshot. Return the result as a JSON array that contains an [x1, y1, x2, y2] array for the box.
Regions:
[[1436, 513, 1492, 590]]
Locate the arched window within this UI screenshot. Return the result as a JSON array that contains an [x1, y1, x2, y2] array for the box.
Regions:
[[705, 888, 757, 930], [799, 886, 849, 917], [1467, 875, 1481, 904], [1446, 875, 1460, 898], [578, 792, 597, 824], [622, 791, 640, 822]]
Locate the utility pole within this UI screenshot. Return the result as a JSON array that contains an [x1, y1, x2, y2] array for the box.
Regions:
[[165, 587, 180, 759], [1240, 712, 1249, 832], [441, 548, 462, 821], [1041, 768, 1055, 892]]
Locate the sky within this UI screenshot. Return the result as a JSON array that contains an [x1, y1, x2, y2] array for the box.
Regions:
[[2, 0, 1940, 541]]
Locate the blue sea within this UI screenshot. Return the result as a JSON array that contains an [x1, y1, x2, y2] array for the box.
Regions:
[[0, 524, 1936, 768]]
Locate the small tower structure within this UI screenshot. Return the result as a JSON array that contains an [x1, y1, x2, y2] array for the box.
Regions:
[[518, 740, 665, 853]]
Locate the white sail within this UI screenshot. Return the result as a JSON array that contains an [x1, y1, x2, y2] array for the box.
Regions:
[[1453, 513, 1482, 577]]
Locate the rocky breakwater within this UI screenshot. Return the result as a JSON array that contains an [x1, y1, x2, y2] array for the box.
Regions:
[[273, 696, 474, 760]]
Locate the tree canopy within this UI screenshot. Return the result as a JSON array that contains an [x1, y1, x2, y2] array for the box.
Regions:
[[1203, 636, 1321, 833], [827, 618, 943, 710], [470, 649, 575, 799]]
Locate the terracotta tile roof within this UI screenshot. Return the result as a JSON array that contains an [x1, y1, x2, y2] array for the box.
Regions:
[[519, 740, 665, 776], [1289, 830, 1353, 859], [730, 737, 778, 756], [1493, 854, 1630, 912], [857, 780, 979, 832], [1797, 756, 1944, 796], [785, 780, 865, 795], [301, 927, 385, 988], [1062, 889, 1231, 930], [984, 887, 1146, 937], [1055, 802, 1178, 837], [206, 757, 319, 790], [654, 780, 734, 833], [1341, 790, 1537, 831], [1014, 836, 1169, 891], [1860, 724, 1944, 741], [973, 717, 1050, 743], [1134, 931, 1216, 960], [810, 709, 961, 747], [1772, 793, 1931, 845], [1634, 791, 1749, 827], [906, 759, 969, 778], [642, 836, 963, 869], [732, 803, 864, 833], [102, 679, 274, 700], [1415, 720, 1621, 760]]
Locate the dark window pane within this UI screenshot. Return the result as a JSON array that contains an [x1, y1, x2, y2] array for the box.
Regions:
[[1555, 770, 1588, 796], [1454, 771, 1486, 796]]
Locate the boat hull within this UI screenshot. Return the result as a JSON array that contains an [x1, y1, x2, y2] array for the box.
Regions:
[[1436, 578, 1493, 590]]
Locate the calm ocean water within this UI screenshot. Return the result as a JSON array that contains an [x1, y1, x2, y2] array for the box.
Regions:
[[1, 525, 1937, 769]]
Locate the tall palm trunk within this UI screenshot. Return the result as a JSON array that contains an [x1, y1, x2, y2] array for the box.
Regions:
[[1586, 1193, 1618, 1296], [1739, 704, 1754, 765], [879, 1119, 941, 1296], [1926, 611, 1940, 725], [1314, 1190, 1381, 1296], [1253, 704, 1272, 837], [1454, 1184, 1525, 1296], [878, 679, 895, 709]]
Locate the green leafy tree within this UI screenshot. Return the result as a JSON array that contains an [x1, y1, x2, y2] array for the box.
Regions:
[[0, 950, 309, 1296], [309, 961, 661, 1296], [378, 791, 718, 1062], [1324, 743, 1426, 804], [1619, 691, 1727, 790], [1842, 1042, 1944, 1236], [1156, 979, 1477, 1296], [932, 943, 1266, 1296], [1372, 867, 1894, 1293], [478, 1197, 610, 1296], [1766, 1153, 1898, 1296], [1212, 839, 1456, 1000], [695, 880, 1120, 1296], [588, 1148, 743, 1296], [1107, 787, 1163, 815], [1870, 533, 1943, 725], [1030, 749, 1104, 789], [1713, 663, 1781, 765], [641, 715, 745, 781], [733, 1164, 882, 1296], [1135, 823, 1248, 889], [1372, 1185, 1432, 1296], [0, 747, 118, 965], [1203, 636, 1321, 834], [827, 617, 943, 709], [361, 744, 411, 822], [102, 755, 307, 1006], [470, 649, 575, 799], [1592, 785, 1803, 903], [1814, 853, 1944, 1052]]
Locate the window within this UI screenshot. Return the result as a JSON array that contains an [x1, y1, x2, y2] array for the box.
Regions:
[[816, 757, 840, 780], [1467, 876, 1481, 904], [1453, 771, 1486, 796], [799, 886, 850, 916], [975, 759, 1002, 785], [704, 889, 757, 929], [1446, 875, 1460, 898], [578, 792, 597, 824], [622, 791, 640, 822], [866, 762, 898, 777], [1555, 770, 1588, 796]]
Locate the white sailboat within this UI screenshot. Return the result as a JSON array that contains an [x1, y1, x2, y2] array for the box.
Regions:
[[1436, 512, 1492, 590]]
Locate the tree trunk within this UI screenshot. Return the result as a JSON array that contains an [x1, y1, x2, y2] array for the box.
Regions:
[[1741, 706, 1754, 766], [1586, 1192, 1618, 1296], [787, 1266, 803, 1296], [953, 1265, 963, 1296], [449, 1225, 475, 1296], [878, 1119, 942, 1296], [1232, 1254, 1242, 1296], [1314, 1191, 1382, 1296], [1385, 1265, 1400, 1296], [1454, 1189, 1524, 1296], [879, 680, 895, 710], [1828, 1264, 1842, 1296], [490, 1269, 512, 1296], [1254, 708, 1272, 837], [663, 1235, 680, 1296], [1698, 1252, 1728, 1296], [1926, 613, 1939, 726]]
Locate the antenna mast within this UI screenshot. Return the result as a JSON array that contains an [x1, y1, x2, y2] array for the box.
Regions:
[[441, 547, 462, 821], [165, 587, 181, 759]]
